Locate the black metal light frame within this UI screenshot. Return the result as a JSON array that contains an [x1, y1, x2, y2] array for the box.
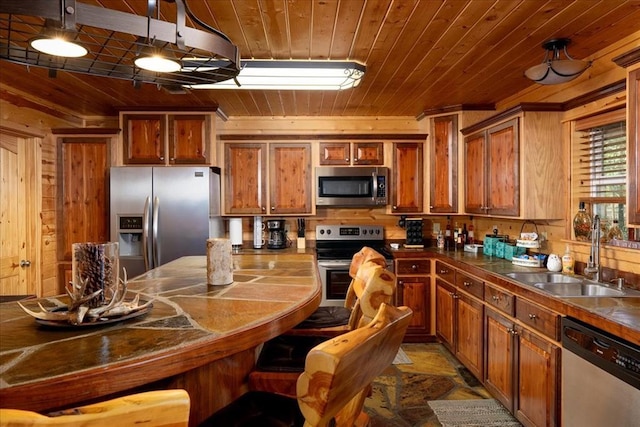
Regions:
[[0, 0, 241, 87]]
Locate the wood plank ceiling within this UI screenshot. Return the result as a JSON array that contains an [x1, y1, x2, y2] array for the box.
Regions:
[[1, 0, 639, 118]]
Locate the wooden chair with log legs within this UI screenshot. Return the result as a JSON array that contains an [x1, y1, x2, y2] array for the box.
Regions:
[[202, 303, 413, 427], [0, 389, 190, 427], [247, 256, 397, 397]]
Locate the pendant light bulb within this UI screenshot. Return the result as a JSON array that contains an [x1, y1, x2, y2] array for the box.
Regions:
[[30, 37, 87, 58]]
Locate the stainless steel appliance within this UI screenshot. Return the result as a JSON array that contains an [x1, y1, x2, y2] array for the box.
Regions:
[[316, 224, 392, 306], [561, 317, 640, 427], [110, 166, 222, 278], [315, 166, 388, 207], [266, 219, 287, 249]]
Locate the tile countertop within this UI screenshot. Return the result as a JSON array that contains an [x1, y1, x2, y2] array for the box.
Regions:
[[391, 246, 640, 346]]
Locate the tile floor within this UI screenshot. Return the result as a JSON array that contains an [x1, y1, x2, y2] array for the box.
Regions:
[[365, 343, 492, 426]]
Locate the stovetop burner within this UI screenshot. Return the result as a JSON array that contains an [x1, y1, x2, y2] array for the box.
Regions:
[[315, 225, 391, 260]]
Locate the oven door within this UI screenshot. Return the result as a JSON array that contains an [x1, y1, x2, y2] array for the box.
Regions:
[[317, 260, 352, 307]]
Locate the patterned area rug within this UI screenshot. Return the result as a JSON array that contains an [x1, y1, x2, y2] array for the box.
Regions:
[[428, 399, 522, 427]]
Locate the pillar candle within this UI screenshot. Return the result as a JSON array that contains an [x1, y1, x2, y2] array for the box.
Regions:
[[206, 238, 234, 286]]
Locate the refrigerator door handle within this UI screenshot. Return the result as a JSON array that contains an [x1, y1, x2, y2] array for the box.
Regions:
[[142, 196, 151, 272], [152, 196, 160, 268]]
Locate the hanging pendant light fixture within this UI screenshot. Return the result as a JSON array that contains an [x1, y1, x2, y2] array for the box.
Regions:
[[525, 38, 591, 85], [0, 0, 241, 87]]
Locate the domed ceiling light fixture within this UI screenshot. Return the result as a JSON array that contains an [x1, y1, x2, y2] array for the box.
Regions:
[[0, 0, 240, 87], [525, 38, 591, 85]]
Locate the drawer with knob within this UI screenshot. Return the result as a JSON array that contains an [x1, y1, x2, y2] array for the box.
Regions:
[[396, 259, 430, 275], [484, 283, 514, 316], [435, 261, 455, 284], [515, 298, 560, 340], [455, 271, 483, 299]]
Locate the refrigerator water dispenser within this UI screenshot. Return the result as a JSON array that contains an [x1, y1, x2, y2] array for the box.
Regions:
[[118, 215, 143, 256]]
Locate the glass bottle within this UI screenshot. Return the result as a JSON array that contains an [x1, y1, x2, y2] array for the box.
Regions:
[[573, 202, 592, 242], [607, 219, 623, 241]]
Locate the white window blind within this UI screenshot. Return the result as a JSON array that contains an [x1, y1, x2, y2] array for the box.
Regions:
[[575, 119, 626, 204]]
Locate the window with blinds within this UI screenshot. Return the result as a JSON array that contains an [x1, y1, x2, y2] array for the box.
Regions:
[[576, 121, 626, 203], [573, 108, 627, 238]]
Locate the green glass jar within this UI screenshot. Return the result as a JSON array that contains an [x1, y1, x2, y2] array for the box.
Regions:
[[573, 202, 592, 242]]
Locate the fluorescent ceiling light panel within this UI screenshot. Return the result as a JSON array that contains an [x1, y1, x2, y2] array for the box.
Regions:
[[185, 60, 366, 90]]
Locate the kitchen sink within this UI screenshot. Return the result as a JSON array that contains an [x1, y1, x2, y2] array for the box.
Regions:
[[533, 282, 627, 297], [505, 272, 583, 284]]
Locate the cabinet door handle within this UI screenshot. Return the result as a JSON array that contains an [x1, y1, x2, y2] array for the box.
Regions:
[[439, 269, 448, 274], [449, 292, 455, 297], [492, 295, 499, 301], [463, 281, 472, 287], [261, 206, 266, 212], [528, 313, 537, 320], [20, 259, 31, 268], [392, 205, 397, 210], [271, 206, 275, 211], [411, 264, 418, 270]]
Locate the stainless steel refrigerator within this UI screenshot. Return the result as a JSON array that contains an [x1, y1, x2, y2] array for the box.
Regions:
[[110, 166, 222, 278]]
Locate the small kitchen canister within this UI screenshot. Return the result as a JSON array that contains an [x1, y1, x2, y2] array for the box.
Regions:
[[206, 238, 234, 286]]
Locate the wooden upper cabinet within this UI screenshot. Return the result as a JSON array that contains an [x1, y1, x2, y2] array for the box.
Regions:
[[224, 142, 312, 215], [269, 143, 312, 214], [464, 132, 487, 215], [353, 142, 383, 165], [224, 143, 267, 215], [123, 113, 211, 165], [168, 115, 209, 164], [628, 67, 640, 224], [486, 119, 519, 216], [319, 142, 350, 165], [123, 114, 165, 164], [391, 142, 424, 213], [318, 141, 383, 165], [430, 115, 458, 213], [465, 119, 519, 216]]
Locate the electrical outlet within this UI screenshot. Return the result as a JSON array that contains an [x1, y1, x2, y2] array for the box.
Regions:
[[284, 223, 290, 234], [492, 225, 499, 235], [541, 231, 548, 241]]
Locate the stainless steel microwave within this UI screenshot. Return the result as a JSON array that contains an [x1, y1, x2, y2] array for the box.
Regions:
[[315, 166, 388, 207]]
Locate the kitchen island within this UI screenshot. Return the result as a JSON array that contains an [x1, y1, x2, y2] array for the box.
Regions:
[[0, 253, 321, 426]]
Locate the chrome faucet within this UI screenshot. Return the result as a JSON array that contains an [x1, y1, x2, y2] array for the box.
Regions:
[[584, 215, 601, 282]]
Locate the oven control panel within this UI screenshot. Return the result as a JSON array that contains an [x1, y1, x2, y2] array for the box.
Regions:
[[316, 225, 384, 241]]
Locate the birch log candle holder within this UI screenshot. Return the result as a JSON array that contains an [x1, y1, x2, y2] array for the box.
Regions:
[[207, 238, 234, 286]]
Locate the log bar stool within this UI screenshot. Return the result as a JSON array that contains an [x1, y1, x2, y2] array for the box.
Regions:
[[0, 389, 190, 427], [248, 256, 397, 397], [202, 303, 413, 427], [290, 246, 388, 335]]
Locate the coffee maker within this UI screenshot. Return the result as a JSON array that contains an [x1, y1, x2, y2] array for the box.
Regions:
[[266, 219, 287, 249]]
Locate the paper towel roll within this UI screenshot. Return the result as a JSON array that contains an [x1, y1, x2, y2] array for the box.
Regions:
[[229, 218, 243, 249], [206, 238, 233, 286]]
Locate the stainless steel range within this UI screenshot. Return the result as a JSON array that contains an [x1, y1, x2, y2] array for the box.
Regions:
[[315, 224, 393, 306]]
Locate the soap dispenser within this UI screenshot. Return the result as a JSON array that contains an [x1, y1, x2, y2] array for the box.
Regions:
[[562, 245, 575, 274]]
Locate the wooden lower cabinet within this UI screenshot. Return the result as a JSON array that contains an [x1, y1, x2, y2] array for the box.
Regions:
[[436, 279, 484, 379], [484, 307, 560, 427], [395, 259, 430, 341]]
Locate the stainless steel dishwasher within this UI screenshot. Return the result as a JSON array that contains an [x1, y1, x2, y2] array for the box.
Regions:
[[561, 317, 640, 427]]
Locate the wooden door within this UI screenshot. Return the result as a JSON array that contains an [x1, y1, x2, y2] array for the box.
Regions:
[[397, 277, 430, 341], [435, 279, 455, 351], [224, 143, 267, 215], [59, 138, 110, 263], [353, 142, 383, 165], [487, 119, 519, 216], [123, 114, 165, 164], [515, 326, 560, 427], [464, 132, 486, 214], [455, 292, 484, 380], [430, 115, 458, 213], [269, 143, 312, 215], [484, 308, 516, 412], [168, 115, 208, 164], [0, 132, 39, 296], [391, 143, 424, 213], [319, 142, 350, 165], [628, 68, 640, 224]]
